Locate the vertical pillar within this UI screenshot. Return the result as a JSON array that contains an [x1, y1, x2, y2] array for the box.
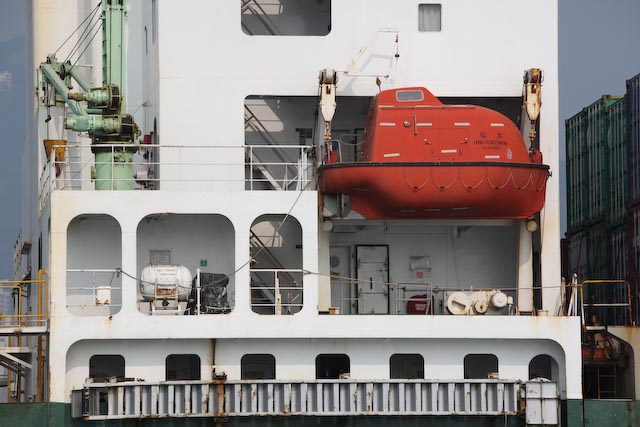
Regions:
[[518, 220, 534, 313]]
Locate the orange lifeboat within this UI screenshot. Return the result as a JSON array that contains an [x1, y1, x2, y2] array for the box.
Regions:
[[319, 87, 550, 219]]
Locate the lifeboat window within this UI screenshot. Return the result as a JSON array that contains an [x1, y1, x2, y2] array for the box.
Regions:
[[316, 354, 350, 379], [89, 355, 125, 379], [396, 90, 424, 102], [166, 354, 201, 380], [464, 354, 498, 379], [241, 354, 276, 379], [390, 354, 424, 379], [418, 4, 442, 32]]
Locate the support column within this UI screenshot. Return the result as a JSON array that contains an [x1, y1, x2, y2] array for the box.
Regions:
[[518, 220, 534, 313]]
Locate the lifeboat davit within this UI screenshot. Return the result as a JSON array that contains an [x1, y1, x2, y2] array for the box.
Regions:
[[319, 87, 550, 219]]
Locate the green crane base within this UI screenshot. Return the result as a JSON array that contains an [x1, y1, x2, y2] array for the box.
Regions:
[[95, 150, 134, 190]]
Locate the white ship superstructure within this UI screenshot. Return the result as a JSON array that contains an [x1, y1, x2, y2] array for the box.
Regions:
[[5, 1, 587, 425]]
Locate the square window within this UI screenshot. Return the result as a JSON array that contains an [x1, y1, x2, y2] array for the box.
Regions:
[[419, 4, 442, 32]]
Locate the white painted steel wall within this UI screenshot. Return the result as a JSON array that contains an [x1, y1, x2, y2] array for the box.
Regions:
[[28, 0, 569, 407], [151, 0, 560, 307]]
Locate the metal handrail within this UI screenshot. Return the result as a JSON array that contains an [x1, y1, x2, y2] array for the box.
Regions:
[[66, 268, 122, 314], [569, 278, 633, 326], [0, 273, 49, 328], [250, 268, 303, 315], [39, 143, 312, 202]]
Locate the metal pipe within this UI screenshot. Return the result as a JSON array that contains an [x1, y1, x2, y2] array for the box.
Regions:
[[66, 65, 92, 92], [41, 63, 87, 116], [38, 269, 46, 326]]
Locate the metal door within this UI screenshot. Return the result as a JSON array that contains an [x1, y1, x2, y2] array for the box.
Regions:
[[329, 246, 352, 314], [356, 245, 389, 314]]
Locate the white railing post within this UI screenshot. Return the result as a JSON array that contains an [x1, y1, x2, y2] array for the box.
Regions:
[[111, 145, 115, 190], [50, 150, 56, 193], [196, 268, 201, 316], [249, 146, 253, 190], [91, 270, 97, 305], [275, 271, 282, 315], [394, 284, 399, 314]]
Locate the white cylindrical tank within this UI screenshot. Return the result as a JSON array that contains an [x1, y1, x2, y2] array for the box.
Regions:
[[140, 265, 193, 302]]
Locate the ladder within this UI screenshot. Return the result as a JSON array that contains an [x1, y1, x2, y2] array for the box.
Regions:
[[596, 364, 617, 399]]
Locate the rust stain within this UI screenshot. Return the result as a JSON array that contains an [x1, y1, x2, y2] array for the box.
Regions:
[[156, 288, 177, 297]]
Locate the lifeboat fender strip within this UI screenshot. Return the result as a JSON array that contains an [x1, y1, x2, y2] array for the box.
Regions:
[[333, 164, 549, 192]]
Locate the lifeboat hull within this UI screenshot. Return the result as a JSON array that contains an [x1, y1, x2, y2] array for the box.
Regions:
[[320, 162, 550, 219]]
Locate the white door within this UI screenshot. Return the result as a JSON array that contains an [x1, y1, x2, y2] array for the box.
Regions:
[[357, 246, 389, 314]]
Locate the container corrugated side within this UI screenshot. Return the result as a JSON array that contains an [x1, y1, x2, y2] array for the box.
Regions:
[[585, 96, 622, 224], [627, 204, 640, 322], [586, 223, 609, 279], [628, 73, 640, 204], [606, 97, 627, 226], [564, 230, 587, 279], [566, 111, 587, 232], [609, 223, 628, 280]]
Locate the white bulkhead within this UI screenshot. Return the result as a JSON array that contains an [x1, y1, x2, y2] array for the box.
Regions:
[[18, 0, 581, 415]]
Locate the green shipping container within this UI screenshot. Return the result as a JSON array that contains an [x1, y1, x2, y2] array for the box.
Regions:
[[606, 97, 627, 226], [566, 112, 587, 232], [565, 95, 623, 231]]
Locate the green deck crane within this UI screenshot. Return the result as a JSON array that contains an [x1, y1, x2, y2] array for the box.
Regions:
[[41, 0, 138, 190]]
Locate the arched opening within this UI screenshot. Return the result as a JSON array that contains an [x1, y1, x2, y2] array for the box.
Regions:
[[390, 354, 424, 379], [250, 214, 302, 314], [241, 354, 276, 379], [89, 355, 125, 379], [316, 354, 350, 379], [66, 214, 122, 316], [529, 354, 559, 381], [166, 354, 201, 380], [137, 214, 235, 315], [464, 354, 498, 379]]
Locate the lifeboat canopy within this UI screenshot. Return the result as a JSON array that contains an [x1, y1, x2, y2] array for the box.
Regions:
[[319, 87, 550, 219]]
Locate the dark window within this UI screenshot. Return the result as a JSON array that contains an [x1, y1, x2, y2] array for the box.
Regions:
[[241, 0, 331, 36], [316, 354, 350, 379], [166, 354, 201, 380], [89, 355, 125, 378], [418, 4, 442, 32], [464, 354, 498, 379], [529, 354, 555, 380], [390, 354, 424, 379], [241, 354, 276, 379]]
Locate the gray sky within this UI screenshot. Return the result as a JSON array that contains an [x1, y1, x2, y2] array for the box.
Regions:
[[0, 0, 640, 279], [0, 0, 26, 280], [558, 0, 640, 233]]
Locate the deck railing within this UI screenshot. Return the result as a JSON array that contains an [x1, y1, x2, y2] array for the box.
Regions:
[[71, 378, 546, 420], [39, 143, 314, 208], [66, 268, 122, 316], [250, 268, 304, 315], [0, 273, 49, 329], [566, 277, 632, 326]]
